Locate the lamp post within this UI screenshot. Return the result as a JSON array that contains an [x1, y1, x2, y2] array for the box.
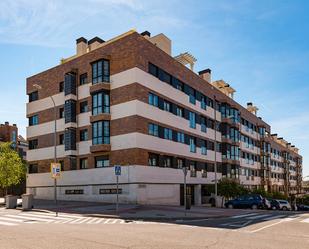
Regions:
[[33, 84, 58, 216]]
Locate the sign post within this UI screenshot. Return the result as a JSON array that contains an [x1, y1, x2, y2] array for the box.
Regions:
[[114, 165, 121, 212], [51, 163, 61, 217]]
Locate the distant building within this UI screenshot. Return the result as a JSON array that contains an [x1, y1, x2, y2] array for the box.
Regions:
[[26, 30, 302, 205], [0, 122, 28, 196]]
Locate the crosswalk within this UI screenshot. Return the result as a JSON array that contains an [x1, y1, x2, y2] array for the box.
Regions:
[[0, 211, 146, 227], [229, 212, 309, 223]]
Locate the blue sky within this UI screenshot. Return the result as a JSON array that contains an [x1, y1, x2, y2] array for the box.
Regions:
[[0, 0, 308, 177]]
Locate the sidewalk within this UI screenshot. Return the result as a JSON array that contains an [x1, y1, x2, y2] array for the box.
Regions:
[[10, 199, 265, 221]]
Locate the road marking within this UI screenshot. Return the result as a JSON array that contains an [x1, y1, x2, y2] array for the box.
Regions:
[[0, 220, 18, 226], [249, 217, 296, 233], [246, 214, 271, 220], [301, 218, 309, 223], [5, 214, 54, 223], [231, 213, 258, 219], [262, 215, 285, 221]]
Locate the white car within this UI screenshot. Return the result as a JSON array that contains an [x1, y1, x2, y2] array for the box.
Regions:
[[276, 200, 291, 211]]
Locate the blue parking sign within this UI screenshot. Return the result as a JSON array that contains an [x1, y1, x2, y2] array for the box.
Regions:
[[115, 165, 121, 176]]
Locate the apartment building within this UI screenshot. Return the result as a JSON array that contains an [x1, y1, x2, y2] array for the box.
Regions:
[[26, 30, 303, 205]]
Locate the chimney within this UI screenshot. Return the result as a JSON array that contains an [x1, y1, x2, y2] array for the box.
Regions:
[[76, 37, 88, 56], [141, 31, 151, 38], [271, 134, 278, 140], [13, 124, 17, 127], [88, 37, 104, 51], [247, 102, 259, 115], [5, 121, 9, 125], [199, 69, 211, 83]]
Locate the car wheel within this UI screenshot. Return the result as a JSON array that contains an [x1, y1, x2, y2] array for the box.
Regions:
[[272, 206, 277, 210], [282, 206, 287, 211], [228, 204, 233, 209], [251, 204, 258, 210]]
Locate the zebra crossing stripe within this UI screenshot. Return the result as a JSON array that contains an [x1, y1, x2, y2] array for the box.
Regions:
[[246, 214, 271, 220], [18, 213, 71, 222], [231, 213, 258, 219], [262, 215, 285, 221], [0, 216, 35, 223], [5, 214, 54, 223], [0, 220, 17, 226], [301, 218, 309, 223]]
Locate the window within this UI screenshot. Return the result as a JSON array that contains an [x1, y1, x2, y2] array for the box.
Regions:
[[163, 100, 171, 112], [29, 139, 38, 150], [80, 101, 88, 113], [163, 156, 172, 167], [189, 88, 196, 104], [59, 82, 64, 92], [149, 63, 158, 77], [201, 95, 207, 110], [69, 156, 77, 170], [64, 100, 76, 123], [201, 117, 207, 133], [189, 137, 196, 153], [59, 107, 64, 119], [92, 92, 110, 115], [92, 121, 110, 145], [80, 73, 87, 85], [189, 112, 196, 129], [164, 128, 172, 140], [148, 153, 159, 166], [148, 123, 158, 137], [29, 91, 38, 102], [177, 132, 185, 143], [148, 93, 158, 107], [29, 115, 38, 126], [177, 158, 184, 169], [176, 106, 184, 117], [59, 134, 64, 145], [59, 160, 64, 171], [95, 156, 109, 168], [64, 128, 76, 151], [80, 129, 88, 141], [28, 164, 38, 173], [201, 141, 207, 155], [92, 59, 110, 84], [80, 158, 88, 169]]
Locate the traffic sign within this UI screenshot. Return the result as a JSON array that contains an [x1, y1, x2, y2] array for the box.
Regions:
[[115, 165, 121, 176], [51, 163, 61, 178]]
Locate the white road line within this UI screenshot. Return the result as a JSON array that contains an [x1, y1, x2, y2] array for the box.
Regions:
[[0, 220, 18, 226], [70, 218, 87, 224], [246, 214, 271, 220], [5, 214, 53, 223], [249, 220, 285, 233], [75, 217, 93, 224], [32, 212, 83, 219], [301, 218, 309, 223], [231, 213, 258, 219], [249, 216, 297, 233], [0, 216, 33, 223], [262, 215, 285, 221], [86, 218, 100, 224], [18, 213, 71, 221]]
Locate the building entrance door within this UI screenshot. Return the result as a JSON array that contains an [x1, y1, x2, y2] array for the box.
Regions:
[[180, 184, 195, 206]]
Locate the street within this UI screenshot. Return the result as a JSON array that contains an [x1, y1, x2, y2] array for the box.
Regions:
[[0, 207, 308, 249]]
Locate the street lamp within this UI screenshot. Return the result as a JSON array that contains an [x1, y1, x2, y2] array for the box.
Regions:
[[33, 84, 58, 216]]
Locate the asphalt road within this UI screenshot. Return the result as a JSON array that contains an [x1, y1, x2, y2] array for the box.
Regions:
[[0, 208, 308, 249]]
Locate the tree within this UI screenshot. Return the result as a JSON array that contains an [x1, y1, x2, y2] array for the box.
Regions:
[[0, 142, 26, 196]]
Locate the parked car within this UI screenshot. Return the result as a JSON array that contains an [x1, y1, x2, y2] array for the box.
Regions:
[[276, 200, 291, 211], [225, 194, 266, 209], [267, 199, 280, 210], [296, 204, 309, 211]]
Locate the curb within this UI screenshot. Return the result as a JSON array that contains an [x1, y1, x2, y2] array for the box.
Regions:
[[24, 208, 232, 221]]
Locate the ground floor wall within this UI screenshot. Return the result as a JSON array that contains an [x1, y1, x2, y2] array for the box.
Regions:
[[26, 165, 221, 205]]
